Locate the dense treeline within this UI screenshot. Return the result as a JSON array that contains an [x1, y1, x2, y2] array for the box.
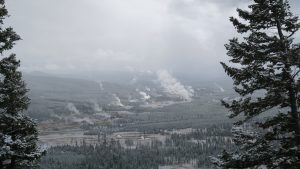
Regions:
[[40, 125, 235, 169], [213, 0, 300, 168]]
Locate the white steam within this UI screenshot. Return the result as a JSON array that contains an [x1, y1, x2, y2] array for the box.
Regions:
[[66, 103, 80, 114], [145, 87, 151, 92], [71, 117, 94, 125], [91, 100, 102, 112], [98, 81, 104, 91], [139, 91, 151, 101], [112, 94, 124, 107], [130, 77, 137, 84], [156, 70, 194, 101], [214, 82, 225, 92]]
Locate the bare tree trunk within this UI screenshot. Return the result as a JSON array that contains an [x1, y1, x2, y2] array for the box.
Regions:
[[276, 13, 300, 145], [10, 157, 15, 169]]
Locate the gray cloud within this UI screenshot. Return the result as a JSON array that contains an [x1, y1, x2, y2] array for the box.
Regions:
[[4, 0, 300, 79]]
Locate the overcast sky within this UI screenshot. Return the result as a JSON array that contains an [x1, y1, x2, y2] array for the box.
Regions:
[[5, 0, 300, 79]]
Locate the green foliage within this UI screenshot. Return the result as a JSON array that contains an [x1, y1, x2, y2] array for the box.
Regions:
[[0, 1, 20, 54], [213, 0, 300, 168], [0, 0, 45, 168]]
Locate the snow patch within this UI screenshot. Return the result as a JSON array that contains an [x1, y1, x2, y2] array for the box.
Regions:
[[95, 112, 111, 118]]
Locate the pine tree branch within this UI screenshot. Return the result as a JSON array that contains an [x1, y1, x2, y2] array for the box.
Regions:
[[292, 69, 300, 79]]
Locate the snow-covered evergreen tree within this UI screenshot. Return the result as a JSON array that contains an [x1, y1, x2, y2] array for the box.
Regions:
[[212, 0, 300, 168], [0, 0, 45, 168]]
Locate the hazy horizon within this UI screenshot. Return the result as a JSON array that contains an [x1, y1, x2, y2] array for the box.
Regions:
[[5, 0, 300, 80]]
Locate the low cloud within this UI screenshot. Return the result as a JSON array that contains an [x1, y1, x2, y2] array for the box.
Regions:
[[6, 0, 250, 79], [6, 0, 299, 78]]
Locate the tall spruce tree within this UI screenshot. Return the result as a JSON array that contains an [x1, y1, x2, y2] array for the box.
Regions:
[[0, 0, 44, 168], [212, 0, 300, 168]]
